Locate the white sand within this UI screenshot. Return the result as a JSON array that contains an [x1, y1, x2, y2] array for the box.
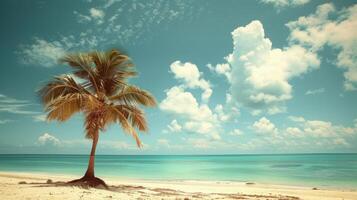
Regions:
[[0, 171, 356, 200]]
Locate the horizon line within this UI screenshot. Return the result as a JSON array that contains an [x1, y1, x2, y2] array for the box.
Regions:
[[0, 152, 356, 156]]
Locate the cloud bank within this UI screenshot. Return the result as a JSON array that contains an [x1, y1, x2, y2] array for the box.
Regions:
[[287, 3, 357, 90], [223, 20, 319, 115]]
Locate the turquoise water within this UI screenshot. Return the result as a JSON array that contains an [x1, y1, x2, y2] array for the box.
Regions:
[[0, 154, 356, 188]]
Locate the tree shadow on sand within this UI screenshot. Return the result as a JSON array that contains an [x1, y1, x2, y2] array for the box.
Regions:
[[19, 180, 301, 200]]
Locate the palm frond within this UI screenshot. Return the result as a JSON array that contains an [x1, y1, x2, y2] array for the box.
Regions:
[[106, 105, 143, 147], [116, 105, 148, 132], [129, 107, 147, 132], [39, 75, 90, 105], [60, 53, 100, 94], [45, 93, 89, 122], [107, 49, 130, 67], [90, 51, 107, 77], [105, 49, 135, 78], [110, 85, 157, 107], [59, 53, 92, 79], [91, 49, 137, 96]]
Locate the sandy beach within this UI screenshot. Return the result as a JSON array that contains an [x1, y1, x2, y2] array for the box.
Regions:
[[0, 172, 356, 200]]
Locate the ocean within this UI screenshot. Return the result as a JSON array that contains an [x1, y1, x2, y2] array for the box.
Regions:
[[0, 154, 356, 188]]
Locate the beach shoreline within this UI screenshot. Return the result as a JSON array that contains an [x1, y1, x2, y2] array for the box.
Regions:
[[0, 171, 356, 200]]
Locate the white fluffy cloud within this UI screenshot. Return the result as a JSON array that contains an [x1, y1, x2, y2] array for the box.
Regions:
[[184, 121, 216, 135], [261, 0, 310, 9], [229, 129, 243, 136], [285, 127, 304, 137], [18, 38, 68, 67], [207, 63, 231, 81], [170, 61, 212, 101], [38, 133, 61, 146], [214, 104, 230, 122], [242, 116, 356, 151], [288, 116, 305, 122], [303, 120, 336, 137], [305, 88, 325, 95], [167, 119, 182, 133], [90, 8, 105, 19], [286, 116, 357, 138], [160, 86, 220, 140], [287, 3, 357, 90], [75, 8, 105, 24], [226, 20, 319, 115], [252, 117, 278, 135], [160, 86, 214, 122], [282, 116, 357, 148], [160, 60, 230, 140]]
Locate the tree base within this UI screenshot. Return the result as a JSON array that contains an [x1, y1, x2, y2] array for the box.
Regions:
[[67, 176, 108, 189]]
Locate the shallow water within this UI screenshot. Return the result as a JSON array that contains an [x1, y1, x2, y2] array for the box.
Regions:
[[0, 154, 356, 188]]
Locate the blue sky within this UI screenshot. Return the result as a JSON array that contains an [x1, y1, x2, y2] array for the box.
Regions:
[[0, 0, 357, 154]]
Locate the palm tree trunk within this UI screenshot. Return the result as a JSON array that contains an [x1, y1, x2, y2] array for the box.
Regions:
[[67, 130, 107, 188], [84, 132, 99, 178]]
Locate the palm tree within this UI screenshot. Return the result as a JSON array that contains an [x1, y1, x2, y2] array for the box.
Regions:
[[38, 49, 156, 188]]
